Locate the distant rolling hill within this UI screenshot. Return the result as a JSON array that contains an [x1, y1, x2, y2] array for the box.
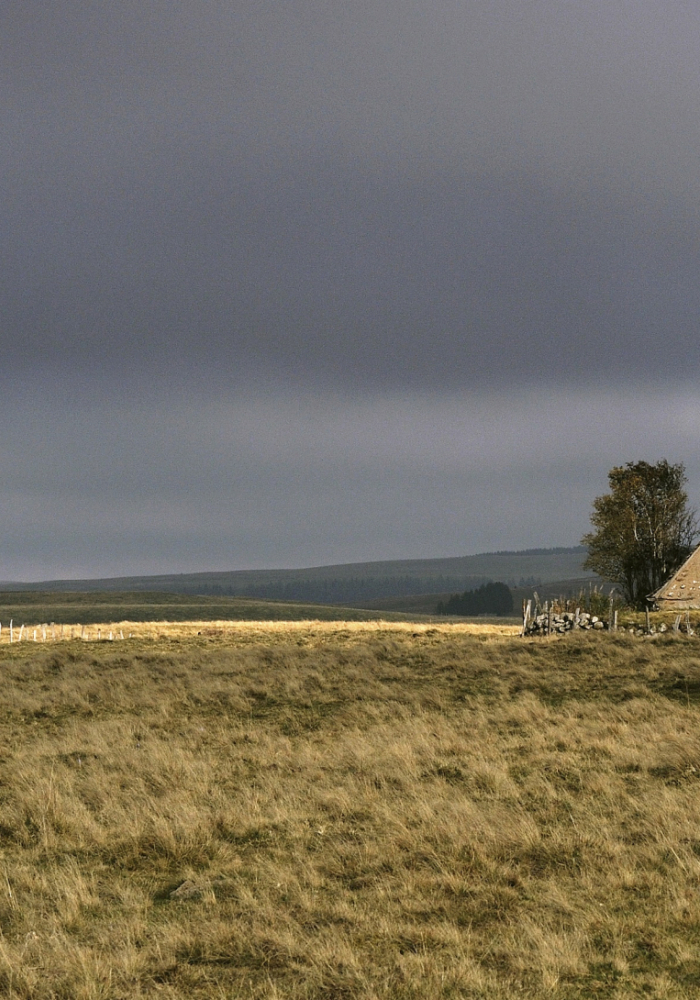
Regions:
[[0, 547, 596, 606]]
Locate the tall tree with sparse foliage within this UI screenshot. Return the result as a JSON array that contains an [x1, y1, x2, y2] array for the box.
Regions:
[[582, 460, 698, 608]]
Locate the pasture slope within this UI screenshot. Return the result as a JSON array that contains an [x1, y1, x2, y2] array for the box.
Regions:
[[0, 590, 444, 628], [0, 620, 698, 998]]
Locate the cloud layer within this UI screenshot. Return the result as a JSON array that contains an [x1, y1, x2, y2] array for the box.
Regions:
[[2, 2, 699, 575], [2, 384, 698, 580], [3, 1, 700, 392]]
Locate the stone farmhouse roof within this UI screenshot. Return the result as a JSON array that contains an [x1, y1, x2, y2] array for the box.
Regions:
[[651, 546, 700, 609]]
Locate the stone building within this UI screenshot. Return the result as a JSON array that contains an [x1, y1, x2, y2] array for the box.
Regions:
[[651, 547, 700, 609]]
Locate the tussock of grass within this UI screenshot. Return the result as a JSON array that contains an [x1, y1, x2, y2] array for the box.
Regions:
[[0, 628, 699, 997]]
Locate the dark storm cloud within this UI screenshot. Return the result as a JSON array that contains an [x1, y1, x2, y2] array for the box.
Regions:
[[3, 1, 700, 391], [3, 2, 700, 578]]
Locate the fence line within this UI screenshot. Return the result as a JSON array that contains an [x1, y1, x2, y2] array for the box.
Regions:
[[0, 622, 133, 643]]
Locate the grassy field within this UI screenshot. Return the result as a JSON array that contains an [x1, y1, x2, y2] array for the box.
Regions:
[[0, 591, 449, 628], [1, 622, 700, 997]]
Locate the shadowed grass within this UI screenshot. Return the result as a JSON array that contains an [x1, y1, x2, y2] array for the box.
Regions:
[[0, 590, 452, 627]]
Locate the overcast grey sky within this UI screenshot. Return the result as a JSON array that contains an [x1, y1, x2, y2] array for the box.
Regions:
[[2, 1, 699, 579]]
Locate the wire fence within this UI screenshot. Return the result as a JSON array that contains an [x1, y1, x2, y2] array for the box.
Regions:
[[0, 621, 133, 643]]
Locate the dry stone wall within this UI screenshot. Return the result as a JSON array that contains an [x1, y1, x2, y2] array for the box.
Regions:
[[523, 608, 695, 637], [523, 611, 608, 635]]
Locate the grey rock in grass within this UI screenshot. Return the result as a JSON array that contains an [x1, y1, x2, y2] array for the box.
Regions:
[[169, 876, 228, 901], [169, 879, 207, 901]]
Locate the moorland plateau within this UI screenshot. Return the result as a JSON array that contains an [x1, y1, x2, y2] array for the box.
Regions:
[[0, 618, 699, 998], [0, 546, 595, 607]]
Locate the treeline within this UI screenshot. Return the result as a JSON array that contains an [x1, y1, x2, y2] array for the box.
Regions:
[[189, 575, 492, 604], [436, 582, 514, 617]]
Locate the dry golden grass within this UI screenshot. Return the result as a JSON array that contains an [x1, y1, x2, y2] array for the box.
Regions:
[[0, 625, 699, 997], [0, 619, 521, 644]]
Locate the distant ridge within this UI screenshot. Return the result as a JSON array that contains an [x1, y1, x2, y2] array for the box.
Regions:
[[480, 547, 587, 556], [0, 547, 594, 605]]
